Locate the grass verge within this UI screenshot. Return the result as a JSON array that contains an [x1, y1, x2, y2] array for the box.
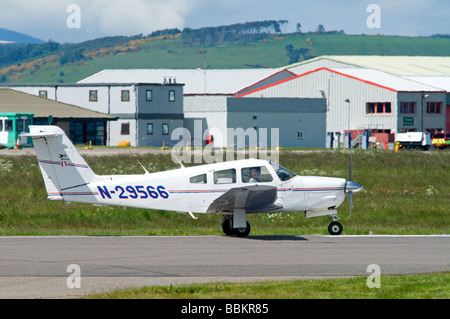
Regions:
[[86, 272, 450, 299], [0, 150, 448, 236]]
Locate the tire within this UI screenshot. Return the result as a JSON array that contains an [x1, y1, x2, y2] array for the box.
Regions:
[[328, 221, 343, 235], [234, 222, 251, 238], [222, 218, 235, 236]]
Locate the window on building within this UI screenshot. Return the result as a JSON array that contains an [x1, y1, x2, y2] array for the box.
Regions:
[[147, 123, 153, 135], [162, 123, 169, 135], [4, 120, 13, 132], [367, 102, 392, 114], [427, 102, 442, 114], [17, 119, 31, 133], [427, 128, 443, 135], [214, 169, 236, 184], [89, 90, 98, 102], [400, 102, 415, 114], [39, 90, 48, 99], [121, 90, 130, 102], [373, 129, 391, 134], [399, 128, 417, 133], [121, 122, 130, 135], [146, 90, 153, 101], [169, 90, 176, 102]]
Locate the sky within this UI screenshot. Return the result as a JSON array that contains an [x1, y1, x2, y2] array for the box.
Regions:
[[0, 0, 449, 43]]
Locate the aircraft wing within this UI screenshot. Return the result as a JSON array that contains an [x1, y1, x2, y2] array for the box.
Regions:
[[205, 185, 282, 214]]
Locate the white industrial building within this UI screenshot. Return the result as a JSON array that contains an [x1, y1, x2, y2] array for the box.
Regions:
[[286, 56, 450, 76], [284, 56, 450, 142], [4, 56, 449, 149], [239, 67, 447, 146], [77, 68, 315, 148]]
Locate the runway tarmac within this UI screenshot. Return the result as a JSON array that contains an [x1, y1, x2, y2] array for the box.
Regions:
[[0, 235, 448, 298]]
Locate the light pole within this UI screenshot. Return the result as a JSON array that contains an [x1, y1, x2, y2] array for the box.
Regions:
[[421, 94, 429, 132], [345, 99, 350, 148]]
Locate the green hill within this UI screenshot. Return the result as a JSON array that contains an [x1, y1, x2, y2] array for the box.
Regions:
[[0, 28, 44, 44], [1, 27, 449, 84]]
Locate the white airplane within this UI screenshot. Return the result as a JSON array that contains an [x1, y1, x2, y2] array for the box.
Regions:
[[23, 125, 363, 237]]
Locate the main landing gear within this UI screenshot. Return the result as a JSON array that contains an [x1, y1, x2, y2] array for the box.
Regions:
[[222, 216, 251, 237], [221, 214, 343, 237]]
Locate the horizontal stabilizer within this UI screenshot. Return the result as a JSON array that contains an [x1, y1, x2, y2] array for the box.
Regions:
[[21, 131, 59, 138]]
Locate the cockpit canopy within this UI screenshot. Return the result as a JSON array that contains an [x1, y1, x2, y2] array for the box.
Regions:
[[270, 162, 296, 181]]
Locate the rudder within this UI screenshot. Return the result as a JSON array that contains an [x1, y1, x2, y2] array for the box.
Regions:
[[23, 125, 99, 200]]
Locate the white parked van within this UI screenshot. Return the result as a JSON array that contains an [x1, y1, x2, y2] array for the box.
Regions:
[[395, 132, 432, 150]]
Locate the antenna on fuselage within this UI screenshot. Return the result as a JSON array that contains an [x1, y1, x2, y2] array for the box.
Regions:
[[137, 160, 150, 175], [173, 154, 185, 168]]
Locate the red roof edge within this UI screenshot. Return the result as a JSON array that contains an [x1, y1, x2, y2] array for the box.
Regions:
[[233, 69, 297, 95], [236, 67, 398, 97]]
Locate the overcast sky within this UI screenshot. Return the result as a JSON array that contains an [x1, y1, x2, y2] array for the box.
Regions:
[[0, 0, 449, 43]]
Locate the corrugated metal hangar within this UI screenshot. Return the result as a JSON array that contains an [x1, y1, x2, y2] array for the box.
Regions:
[[238, 66, 447, 146]]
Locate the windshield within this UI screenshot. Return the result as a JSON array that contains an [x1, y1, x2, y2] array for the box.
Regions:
[[270, 162, 296, 181]]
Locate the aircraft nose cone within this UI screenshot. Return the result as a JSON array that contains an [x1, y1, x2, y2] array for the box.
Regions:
[[345, 181, 363, 193]]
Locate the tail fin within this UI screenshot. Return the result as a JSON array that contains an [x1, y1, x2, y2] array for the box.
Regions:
[[23, 125, 99, 200]]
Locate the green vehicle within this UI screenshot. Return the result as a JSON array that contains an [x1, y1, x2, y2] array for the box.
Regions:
[[0, 113, 34, 148]]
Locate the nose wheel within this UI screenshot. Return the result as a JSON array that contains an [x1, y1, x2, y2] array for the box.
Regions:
[[328, 221, 343, 235], [222, 217, 251, 237]]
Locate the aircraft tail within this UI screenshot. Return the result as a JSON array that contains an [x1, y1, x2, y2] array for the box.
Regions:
[[23, 125, 100, 201]]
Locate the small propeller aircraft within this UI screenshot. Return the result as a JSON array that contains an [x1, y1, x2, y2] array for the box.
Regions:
[[23, 125, 363, 236]]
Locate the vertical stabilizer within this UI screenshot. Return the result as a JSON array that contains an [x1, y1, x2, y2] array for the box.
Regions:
[[23, 126, 99, 200]]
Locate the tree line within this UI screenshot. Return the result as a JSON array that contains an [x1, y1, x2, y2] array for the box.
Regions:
[[0, 21, 290, 71], [180, 20, 289, 46]]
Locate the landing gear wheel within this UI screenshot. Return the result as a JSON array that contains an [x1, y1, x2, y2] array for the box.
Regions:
[[328, 221, 343, 235], [222, 219, 251, 237], [222, 218, 234, 236], [234, 222, 251, 238]]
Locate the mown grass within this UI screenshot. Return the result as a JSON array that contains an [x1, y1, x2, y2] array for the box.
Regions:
[[0, 149, 448, 236], [87, 272, 450, 299]]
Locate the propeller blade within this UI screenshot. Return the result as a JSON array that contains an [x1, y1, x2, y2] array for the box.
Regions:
[[349, 192, 353, 216], [349, 150, 353, 182]]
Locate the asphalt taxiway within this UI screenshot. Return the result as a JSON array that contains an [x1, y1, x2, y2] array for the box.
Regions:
[[0, 235, 448, 298]]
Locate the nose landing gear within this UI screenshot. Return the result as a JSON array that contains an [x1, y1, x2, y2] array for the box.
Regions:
[[222, 216, 251, 237], [328, 221, 343, 235]]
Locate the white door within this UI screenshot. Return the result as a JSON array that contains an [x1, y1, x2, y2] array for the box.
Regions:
[[0, 118, 7, 145]]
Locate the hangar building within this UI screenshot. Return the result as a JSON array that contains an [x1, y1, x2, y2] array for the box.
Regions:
[[77, 68, 323, 148], [285, 56, 450, 136], [238, 67, 446, 146]]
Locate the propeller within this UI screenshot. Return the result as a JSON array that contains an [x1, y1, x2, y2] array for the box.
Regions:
[[345, 150, 363, 216]]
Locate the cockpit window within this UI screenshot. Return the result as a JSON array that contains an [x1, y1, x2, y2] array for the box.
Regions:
[[241, 166, 273, 183], [270, 162, 296, 181]]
